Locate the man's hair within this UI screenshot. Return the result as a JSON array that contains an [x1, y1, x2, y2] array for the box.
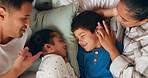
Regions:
[[0, 0, 34, 11], [71, 11, 104, 33], [121, 0, 148, 21], [27, 29, 56, 56]]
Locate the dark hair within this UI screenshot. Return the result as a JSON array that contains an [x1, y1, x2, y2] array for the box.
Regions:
[[27, 29, 56, 56], [121, 0, 148, 21], [71, 11, 104, 33], [0, 0, 34, 11]]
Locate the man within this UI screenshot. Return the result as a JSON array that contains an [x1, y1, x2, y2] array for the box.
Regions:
[[0, 0, 42, 78], [95, 0, 148, 78]]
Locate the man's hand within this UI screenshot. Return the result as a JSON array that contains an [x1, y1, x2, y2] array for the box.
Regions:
[[0, 47, 42, 78], [12, 47, 42, 77]]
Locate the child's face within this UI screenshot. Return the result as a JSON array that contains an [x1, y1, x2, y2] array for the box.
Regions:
[[52, 32, 67, 57], [74, 28, 102, 51]]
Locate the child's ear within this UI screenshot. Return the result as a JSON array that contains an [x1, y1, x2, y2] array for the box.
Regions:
[[0, 7, 7, 20], [44, 44, 54, 53]]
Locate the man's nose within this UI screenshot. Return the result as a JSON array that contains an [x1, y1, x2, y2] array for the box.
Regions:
[[25, 18, 30, 26]]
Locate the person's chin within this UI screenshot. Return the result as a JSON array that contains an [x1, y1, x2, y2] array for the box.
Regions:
[[17, 34, 23, 38], [85, 48, 91, 52]]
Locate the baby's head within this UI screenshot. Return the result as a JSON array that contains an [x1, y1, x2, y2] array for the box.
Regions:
[[28, 29, 67, 57], [71, 11, 104, 51]]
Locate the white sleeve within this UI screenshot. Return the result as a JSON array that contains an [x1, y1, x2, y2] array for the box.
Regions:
[[110, 55, 148, 78], [36, 56, 70, 78]]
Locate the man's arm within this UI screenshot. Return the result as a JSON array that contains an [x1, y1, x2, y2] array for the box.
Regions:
[[0, 47, 42, 78]]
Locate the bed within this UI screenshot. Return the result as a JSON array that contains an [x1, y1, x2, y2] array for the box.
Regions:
[[19, 0, 119, 78]]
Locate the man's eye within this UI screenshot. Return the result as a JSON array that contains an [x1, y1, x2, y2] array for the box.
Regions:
[[22, 18, 27, 21], [81, 35, 84, 38]]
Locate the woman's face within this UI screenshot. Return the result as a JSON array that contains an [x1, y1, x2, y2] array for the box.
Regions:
[[115, 1, 147, 27]]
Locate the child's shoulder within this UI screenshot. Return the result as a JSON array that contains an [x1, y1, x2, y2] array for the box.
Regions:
[[42, 54, 64, 62]]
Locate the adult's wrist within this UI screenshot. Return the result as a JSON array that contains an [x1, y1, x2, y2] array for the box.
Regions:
[[109, 48, 120, 61]]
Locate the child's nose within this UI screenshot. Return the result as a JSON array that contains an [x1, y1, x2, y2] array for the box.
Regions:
[[63, 42, 66, 46]]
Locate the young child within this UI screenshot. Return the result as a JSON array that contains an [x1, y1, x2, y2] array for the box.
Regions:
[[71, 11, 123, 78], [27, 29, 77, 78]]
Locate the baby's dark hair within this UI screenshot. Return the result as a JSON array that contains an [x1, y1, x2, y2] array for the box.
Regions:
[[27, 29, 56, 56], [71, 11, 104, 33]]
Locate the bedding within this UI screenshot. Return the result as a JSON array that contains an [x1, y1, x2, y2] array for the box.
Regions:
[[52, 0, 120, 13], [21, 0, 120, 77]]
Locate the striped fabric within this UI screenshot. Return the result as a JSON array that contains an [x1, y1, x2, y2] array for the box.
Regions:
[[109, 17, 148, 78]]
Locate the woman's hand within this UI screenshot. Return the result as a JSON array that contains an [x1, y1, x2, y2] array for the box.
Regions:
[[95, 20, 120, 61]]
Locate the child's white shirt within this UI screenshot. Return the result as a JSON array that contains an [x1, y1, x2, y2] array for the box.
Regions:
[[36, 54, 77, 78]]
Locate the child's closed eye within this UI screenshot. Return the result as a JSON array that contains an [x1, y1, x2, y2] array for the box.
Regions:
[[59, 40, 64, 42]]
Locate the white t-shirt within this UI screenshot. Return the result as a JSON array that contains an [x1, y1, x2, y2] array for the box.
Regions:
[[0, 27, 32, 75], [36, 54, 77, 78]]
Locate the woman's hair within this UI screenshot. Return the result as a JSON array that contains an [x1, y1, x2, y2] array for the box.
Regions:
[[27, 29, 56, 56], [121, 0, 148, 21]]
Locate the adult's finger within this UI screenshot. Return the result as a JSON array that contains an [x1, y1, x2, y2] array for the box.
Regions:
[[32, 51, 43, 61], [97, 33, 103, 42], [96, 27, 106, 39], [97, 22, 104, 30], [24, 47, 29, 52], [19, 47, 30, 57], [111, 31, 116, 41], [103, 20, 110, 35]]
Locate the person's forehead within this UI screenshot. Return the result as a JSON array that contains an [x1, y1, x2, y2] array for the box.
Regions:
[[117, 2, 129, 20], [14, 2, 32, 15], [75, 28, 93, 37], [117, 2, 139, 22], [74, 28, 86, 35], [53, 32, 62, 38]]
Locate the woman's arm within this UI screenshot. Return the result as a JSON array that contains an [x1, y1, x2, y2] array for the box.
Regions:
[[95, 8, 117, 18], [95, 20, 148, 78]]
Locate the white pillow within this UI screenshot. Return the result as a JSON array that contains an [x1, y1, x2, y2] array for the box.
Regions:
[[52, 0, 73, 8], [52, 0, 120, 13]]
